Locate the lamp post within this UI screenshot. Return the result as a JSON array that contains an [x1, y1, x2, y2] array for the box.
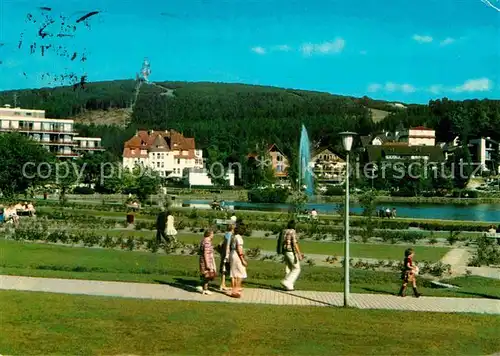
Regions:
[[339, 131, 357, 307]]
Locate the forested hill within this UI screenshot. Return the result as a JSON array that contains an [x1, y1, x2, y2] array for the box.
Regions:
[[0, 80, 397, 121], [0, 79, 397, 156], [1, 80, 500, 165]]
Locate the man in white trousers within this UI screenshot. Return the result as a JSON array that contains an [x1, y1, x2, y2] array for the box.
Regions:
[[280, 220, 303, 291]]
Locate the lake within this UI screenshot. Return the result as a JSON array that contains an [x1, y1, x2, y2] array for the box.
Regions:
[[178, 199, 500, 223]]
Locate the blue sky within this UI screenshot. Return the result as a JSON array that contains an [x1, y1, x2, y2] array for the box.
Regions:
[[0, 0, 499, 104]]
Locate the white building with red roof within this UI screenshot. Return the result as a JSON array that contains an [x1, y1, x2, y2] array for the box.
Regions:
[[122, 130, 203, 178]]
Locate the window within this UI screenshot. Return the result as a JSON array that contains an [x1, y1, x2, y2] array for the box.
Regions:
[[157, 153, 161, 159], [276, 165, 283, 172], [277, 155, 283, 162], [157, 162, 160, 168], [177, 159, 181, 164], [161, 162, 164, 168]]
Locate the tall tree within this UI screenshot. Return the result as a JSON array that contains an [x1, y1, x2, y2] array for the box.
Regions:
[[0, 133, 54, 199]]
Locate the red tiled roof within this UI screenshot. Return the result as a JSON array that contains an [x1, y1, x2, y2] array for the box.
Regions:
[[411, 126, 434, 131], [123, 129, 198, 156]]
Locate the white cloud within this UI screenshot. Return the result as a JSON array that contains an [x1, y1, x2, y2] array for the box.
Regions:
[[251, 46, 266, 55], [440, 37, 456, 46], [401, 84, 417, 93], [274, 44, 291, 52], [300, 38, 345, 56], [368, 78, 493, 95], [412, 34, 433, 43], [451, 78, 493, 93], [428, 85, 444, 94], [367, 83, 382, 92], [367, 83, 414, 93]]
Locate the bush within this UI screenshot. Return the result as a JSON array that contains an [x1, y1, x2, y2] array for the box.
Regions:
[[324, 186, 344, 196], [247, 187, 290, 203], [468, 234, 500, 266], [72, 186, 95, 195]]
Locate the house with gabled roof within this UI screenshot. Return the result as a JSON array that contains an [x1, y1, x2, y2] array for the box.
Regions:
[[309, 147, 346, 183], [122, 129, 203, 179], [248, 143, 289, 178]]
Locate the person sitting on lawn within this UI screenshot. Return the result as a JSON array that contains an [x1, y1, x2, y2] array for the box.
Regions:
[[398, 248, 421, 298]]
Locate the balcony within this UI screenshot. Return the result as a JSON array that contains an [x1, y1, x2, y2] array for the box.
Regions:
[[0, 127, 79, 135], [39, 140, 79, 146], [55, 152, 79, 158], [74, 146, 105, 151]]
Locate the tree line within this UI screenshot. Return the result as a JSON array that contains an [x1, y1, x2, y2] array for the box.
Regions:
[[1, 80, 500, 191]]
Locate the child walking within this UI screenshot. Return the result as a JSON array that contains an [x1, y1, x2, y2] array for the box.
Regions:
[[398, 248, 421, 298]]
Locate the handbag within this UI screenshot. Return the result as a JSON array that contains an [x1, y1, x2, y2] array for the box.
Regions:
[[204, 270, 217, 280]]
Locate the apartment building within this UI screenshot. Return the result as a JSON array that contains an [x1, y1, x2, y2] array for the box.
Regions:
[[122, 130, 204, 178], [0, 105, 103, 158], [398, 126, 436, 146], [73, 137, 105, 153], [469, 137, 500, 173]]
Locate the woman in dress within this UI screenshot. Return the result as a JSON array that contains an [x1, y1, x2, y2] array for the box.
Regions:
[[165, 211, 177, 243], [219, 224, 234, 291], [398, 248, 421, 298], [229, 224, 248, 298], [197, 230, 216, 295]]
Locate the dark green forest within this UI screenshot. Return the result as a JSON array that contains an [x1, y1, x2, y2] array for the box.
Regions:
[[1, 80, 500, 175]]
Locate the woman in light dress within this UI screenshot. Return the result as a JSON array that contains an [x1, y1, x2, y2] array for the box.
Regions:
[[166, 212, 177, 242], [228, 224, 248, 298], [197, 230, 217, 295]]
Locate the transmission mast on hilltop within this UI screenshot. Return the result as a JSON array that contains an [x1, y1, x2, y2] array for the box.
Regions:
[[13, 92, 18, 107]]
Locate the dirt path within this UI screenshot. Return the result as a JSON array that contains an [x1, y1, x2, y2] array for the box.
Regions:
[[440, 248, 500, 280]]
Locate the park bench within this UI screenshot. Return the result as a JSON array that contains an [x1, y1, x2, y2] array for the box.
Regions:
[[215, 218, 232, 226]]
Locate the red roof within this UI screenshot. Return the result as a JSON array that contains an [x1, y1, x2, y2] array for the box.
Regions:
[[411, 126, 434, 131], [123, 130, 198, 157]]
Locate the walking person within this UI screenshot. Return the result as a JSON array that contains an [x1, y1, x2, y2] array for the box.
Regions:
[[155, 208, 168, 245], [229, 224, 248, 298], [398, 248, 421, 298], [165, 211, 177, 243], [197, 230, 217, 295], [219, 224, 234, 291], [279, 220, 303, 291]]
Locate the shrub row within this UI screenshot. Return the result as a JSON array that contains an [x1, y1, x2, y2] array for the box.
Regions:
[[324, 256, 451, 277]]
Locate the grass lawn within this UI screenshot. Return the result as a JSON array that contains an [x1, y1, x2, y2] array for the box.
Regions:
[[1, 290, 499, 355], [86, 229, 451, 262], [1, 239, 499, 299]]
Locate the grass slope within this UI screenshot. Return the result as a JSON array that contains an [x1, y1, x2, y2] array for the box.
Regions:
[[1, 291, 499, 355]]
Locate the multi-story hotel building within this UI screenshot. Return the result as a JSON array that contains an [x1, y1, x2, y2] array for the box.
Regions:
[[123, 130, 204, 178], [0, 105, 103, 158]]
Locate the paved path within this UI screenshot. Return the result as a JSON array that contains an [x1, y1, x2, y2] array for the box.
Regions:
[[1, 275, 499, 314]]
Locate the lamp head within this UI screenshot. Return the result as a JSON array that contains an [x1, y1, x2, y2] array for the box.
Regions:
[[339, 132, 357, 152]]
